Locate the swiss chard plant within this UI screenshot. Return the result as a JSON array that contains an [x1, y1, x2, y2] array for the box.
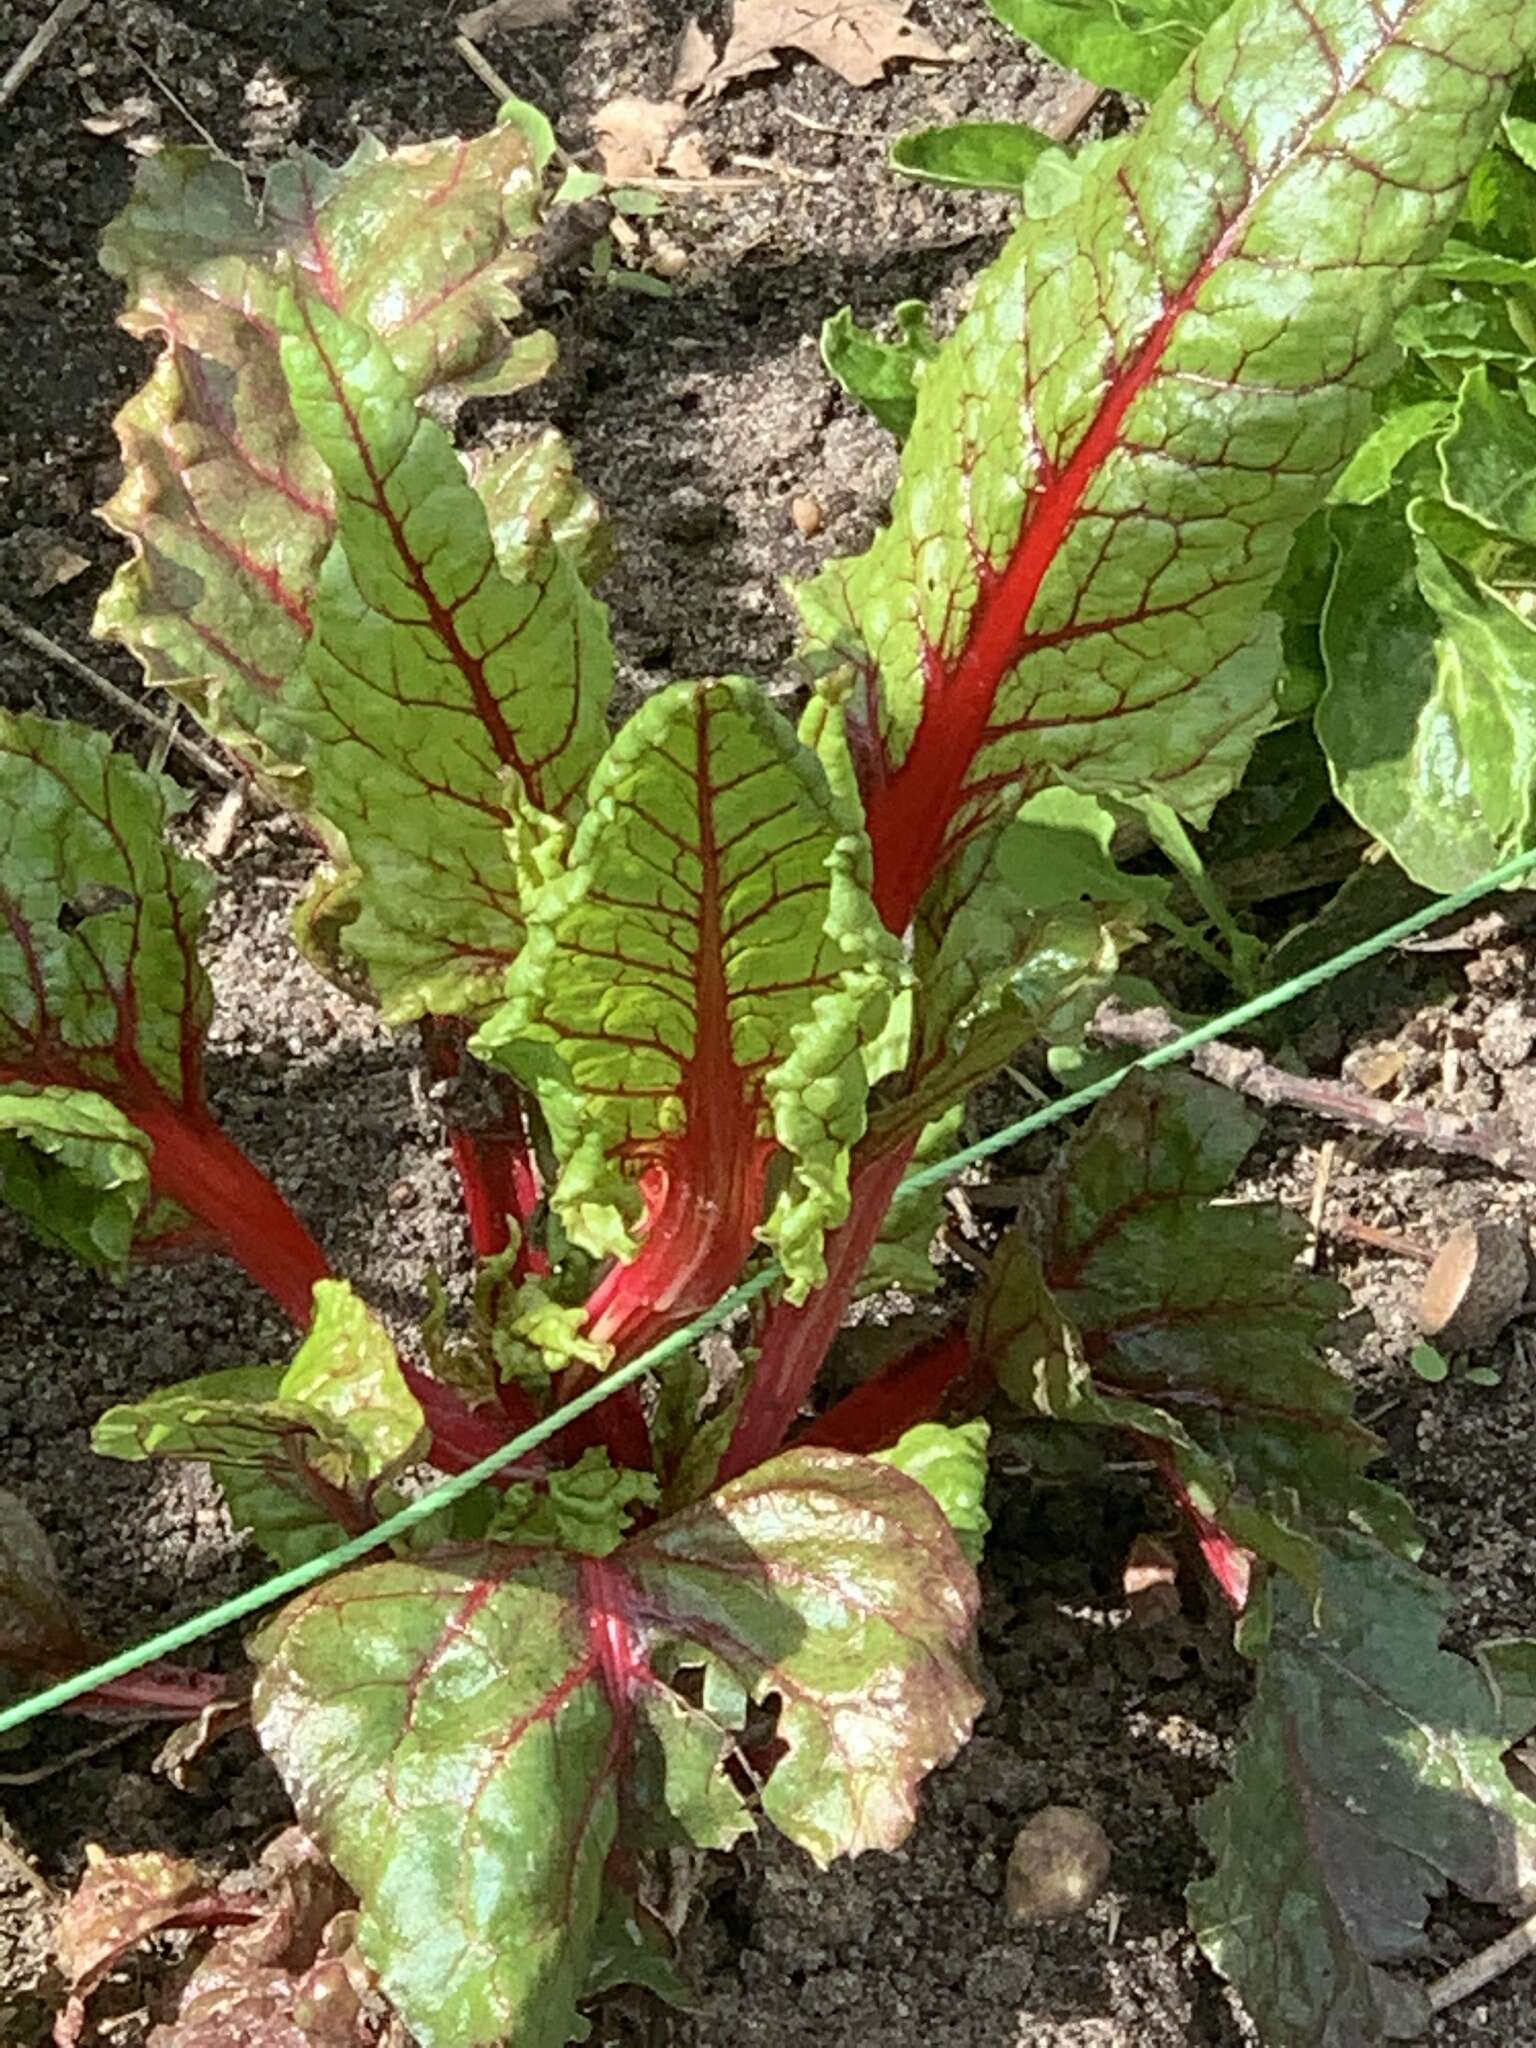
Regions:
[[6, 0, 1536, 2042]]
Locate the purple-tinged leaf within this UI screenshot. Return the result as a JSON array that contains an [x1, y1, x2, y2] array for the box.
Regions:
[[95, 128, 558, 793], [251, 1449, 979, 2048]]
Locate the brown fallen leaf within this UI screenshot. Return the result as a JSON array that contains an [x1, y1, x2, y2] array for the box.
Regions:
[[591, 94, 712, 181], [695, 0, 950, 96], [671, 15, 717, 95]]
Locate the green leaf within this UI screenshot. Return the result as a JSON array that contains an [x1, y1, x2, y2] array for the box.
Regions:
[[819, 300, 938, 439], [1191, 1540, 1536, 2046], [0, 1083, 153, 1272], [475, 679, 904, 1309], [93, 1282, 421, 1567], [95, 129, 560, 793], [799, 0, 1532, 937], [468, 426, 611, 588], [1439, 364, 1536, 543], [858, 1105, 962, 1297], [251, 1448, 980, 2048], [875, 1421, 991, 1563], [889, 121, 1054, 192], [985, 0, 1231, 99], [485, 1447, 659, 1556], [1318, 508, 1536, 891], [1409, 1341, 1449, 1382], [975, 1071, 1419, 1570], [273, 294, 612, 1020], [1329, 398, 1453, 506], [1395, 289, 1536, 366], [872, 788, 1151, 1145]]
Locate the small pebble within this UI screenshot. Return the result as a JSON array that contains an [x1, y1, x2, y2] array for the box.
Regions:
[[1005, 1805, 1112, 1923], [791, 492, 825, 537]]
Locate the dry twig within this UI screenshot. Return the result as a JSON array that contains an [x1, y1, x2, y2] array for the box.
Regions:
[[0, 0, 90, 113], [1092, 999, 1536, 1183]]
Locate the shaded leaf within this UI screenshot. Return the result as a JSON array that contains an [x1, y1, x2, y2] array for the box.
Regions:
[[274, 293, 612, 1021], [95, 128, 559, 793], [1191, 1541, 1536, 2046], [820, 299, 938, 438], [797, 0, 1532, 935], [251, 1448, 980, 2048], [889, 120, 1054, 192], [0, 1082, 153, 1272], [0, 1489, 94, 1691], [55, 1846, 214, 2046], [1439, 364, 1536, 544]]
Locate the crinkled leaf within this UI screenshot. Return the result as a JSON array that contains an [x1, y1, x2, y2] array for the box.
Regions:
[[1439, 364, 1536, 543], [874, 1420, 991, 1563], [1191, 1539, 1536, 2047], [476, 679, 903, 1323], [273, 294, 612, 1020], [1394, 288, 1536, 366], [95, 128, 559, 791], [1318, 506, 1536, 890], [873, 788, 1150, 1145], [820, 300, 938, 439], [55, 1846, 213, 2044], [251, 1448, 980, 2048], [1330, 398, 1454, 507], [485, 1447, 659, 1555], [976, 1072, 1419, 1569], [0, 1082, 153, 1272], [985, 0, 1230, 99], [93, 1282, 422, 1567], [469, 427, 611, 588], [0, 1488, 94, 1690], [800, 0, 1534, 934], [889, 121, 1054, 193], [858, 1105, 960, 1297]]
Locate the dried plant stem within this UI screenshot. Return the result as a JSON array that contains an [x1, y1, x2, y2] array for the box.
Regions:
[[0, 0, 90, 111], [1092, 1000, 1536, 1182], [1426, 1905, 1536, 2016], [0, 1831, 52, 1900], [0, 600, 238, 792], [0, 1724, 145, 1785]]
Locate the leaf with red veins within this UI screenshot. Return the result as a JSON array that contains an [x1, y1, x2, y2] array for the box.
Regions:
[[251, 1448, 980, 2048], [797, 0, 1536, 934], [272, 293, 613, 1020], [95, 128, 559, 795], [474, 679, 903, 1353], [0, 714, 327, 1321]]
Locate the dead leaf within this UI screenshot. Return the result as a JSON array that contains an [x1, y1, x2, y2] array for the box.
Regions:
[[671, 15, 717, 95], [457, 0, 573, 34], [27, 545, 90, 597], [79, 93, 157, 138], [591, 94, 711, 181], [1123, 1535, 1181, 1628], [694, 0, 950, 97]]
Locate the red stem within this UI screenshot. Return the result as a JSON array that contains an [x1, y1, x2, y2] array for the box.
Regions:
[[422, 1019, 548, 1275], [131, 1094, 328, 1327], [72, 1663, 234, 1721], [719, 1142, 916, 1483], [795, 1325, 976, 1454]]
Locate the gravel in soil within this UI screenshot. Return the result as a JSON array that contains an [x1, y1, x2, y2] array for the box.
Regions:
[[4, 2, 1536, 2043]]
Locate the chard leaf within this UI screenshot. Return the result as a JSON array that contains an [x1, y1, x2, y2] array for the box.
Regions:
[[859, 1105, 961, 1297], [0, 1082, 153, 1272], [485, 1447, 659, 1555], [95, 128, 558, 791], [874, 787, 1150, 1144], [874, 1420, 992, 1563], [475, 679, 904, 1334], [1439, 364, 1536, 542], [986, 0, 1231, 99], [976, 1071, 1418, 1570], [93, 1282, 422, 1567], [1329, 399, 1453, 506], [889, 121, 1054, 193], [800, 0, 1533, 935], [251, 1447, 980, 2048], [1191, 1539, 1536, 2045], [820, 300, 938, 439], [274, 294, 612, 1020], [469, 427, 611, 587], [1318, 507, 1536, 890]]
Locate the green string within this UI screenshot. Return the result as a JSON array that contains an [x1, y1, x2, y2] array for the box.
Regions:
[[5, 841, 1535, 1736]]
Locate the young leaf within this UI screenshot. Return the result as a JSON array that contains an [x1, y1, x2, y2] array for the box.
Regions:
[[1438, 364, 1536, 544], [985, 0, 1231, 100], [475, 679, 904, 1351], [251, 1447, 980, 2048], [820, 300, 938, 439], [1318, 505, 1536, 890], [273, 294, 613, 1020], [889, 121, 1054, 193], [95, 128, 559, 790], [800, 0, 1535, 934], [974, 1071, 1419, 1570], [0, 713, 327, 1320], [1191, 1539, 1536, 2046], [873, 1420, 992, 1563], [93, 1282, 422, 1566]]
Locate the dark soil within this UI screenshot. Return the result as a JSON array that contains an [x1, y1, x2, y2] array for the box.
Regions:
[[3, 2, 1536, 2044]]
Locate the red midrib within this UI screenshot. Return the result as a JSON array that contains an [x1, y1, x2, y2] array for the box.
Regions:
[[864, 204, 1247, 935]]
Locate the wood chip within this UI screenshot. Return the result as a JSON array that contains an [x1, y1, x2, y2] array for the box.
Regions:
[[694, 0, 951, 98]]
